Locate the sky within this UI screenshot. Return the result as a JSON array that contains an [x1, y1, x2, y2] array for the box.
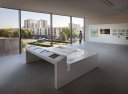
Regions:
[[0, 8, 84, 29]]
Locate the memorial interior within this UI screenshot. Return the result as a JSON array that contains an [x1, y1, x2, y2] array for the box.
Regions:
[[0, 0, 128, 94]]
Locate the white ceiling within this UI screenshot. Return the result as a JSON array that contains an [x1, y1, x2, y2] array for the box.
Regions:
[[0, 0, 128, 18]]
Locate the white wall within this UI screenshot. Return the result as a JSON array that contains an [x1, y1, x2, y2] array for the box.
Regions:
[[88, 23, 128, 45], [86, 14, 128, 25]]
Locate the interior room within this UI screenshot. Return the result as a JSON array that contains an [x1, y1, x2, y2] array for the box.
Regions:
[[0, 0, 128, 94]]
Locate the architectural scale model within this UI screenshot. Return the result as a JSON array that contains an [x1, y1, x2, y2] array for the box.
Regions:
[[26, 45, 97, 89]]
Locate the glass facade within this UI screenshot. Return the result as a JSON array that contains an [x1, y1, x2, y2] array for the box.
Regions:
[[21, 11, 51, 52], [0, 7, 85, 55], [53, 15, 71, 46], [0, 8, 19, 56], [72, 17, 84, 43]]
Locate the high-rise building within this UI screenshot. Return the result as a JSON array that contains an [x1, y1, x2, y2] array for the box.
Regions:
[[24, 19, 48, 35], [24, 19, 37, 29], [37, 19, 48, 28], [36, 19, 48, 35], [53, 27, 62, 39]]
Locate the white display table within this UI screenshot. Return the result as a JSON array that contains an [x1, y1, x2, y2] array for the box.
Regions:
[[26, 45, 97, 89]]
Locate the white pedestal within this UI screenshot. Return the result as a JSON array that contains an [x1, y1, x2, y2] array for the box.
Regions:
[[26, 45, 97, 89]]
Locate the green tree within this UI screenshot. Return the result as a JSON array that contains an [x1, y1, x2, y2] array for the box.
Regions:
[[60, 31, 67, 42], [60, 27, 77, 42], [0, 28, 34, 38], [0, 28, 19, 38], [1, 29, 13, 38], [27, 29, 34, 36], [0, 30, 3, 37], [72, 31, 77, 38], [13, 29, 19, 37], [21, 29, 28, 38], [21, 29, 34, 38]]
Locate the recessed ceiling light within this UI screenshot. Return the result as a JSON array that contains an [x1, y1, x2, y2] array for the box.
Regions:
[[101, 0, 114, 7]]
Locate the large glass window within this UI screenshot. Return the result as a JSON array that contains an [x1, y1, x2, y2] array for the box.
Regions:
[[53, 15, 71, 46], [72, 17, 84, 43], [0, 7, 85, 55], [0, 8, 19, 56], [21, 11, 51, 52]]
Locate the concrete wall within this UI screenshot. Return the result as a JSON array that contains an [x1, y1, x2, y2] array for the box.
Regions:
[[0, 38, 19, 56]]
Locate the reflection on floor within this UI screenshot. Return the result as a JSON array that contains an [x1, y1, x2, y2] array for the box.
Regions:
[[0, 42, 128, 94]]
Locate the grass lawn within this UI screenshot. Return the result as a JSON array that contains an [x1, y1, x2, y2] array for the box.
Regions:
[[21, 39, 37, 44], [21, 38, 70, 52]]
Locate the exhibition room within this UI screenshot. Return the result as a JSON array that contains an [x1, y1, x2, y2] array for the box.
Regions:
[[0, 0, 128, 94]]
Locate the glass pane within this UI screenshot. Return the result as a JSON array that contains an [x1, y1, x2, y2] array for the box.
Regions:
[[0, 8, 19, 56], [53, 15, 70, 46], [72, 17, 84, 44], [21, 11, 51, 52]]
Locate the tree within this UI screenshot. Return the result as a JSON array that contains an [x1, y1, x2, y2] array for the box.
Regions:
[[0, 28, 34, 38], [21, 29, 34, 38], [21, 29, 28, 38], [27, 29, 34, 36], [1, 29, 13, 38], [60, 31, 67, 42], [13, 29, 19, 37], [59, 27, 77, 42], [0, 30, 3, 37]]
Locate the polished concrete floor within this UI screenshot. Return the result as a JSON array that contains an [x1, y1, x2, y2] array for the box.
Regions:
[[0, 42, 128, 94]]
